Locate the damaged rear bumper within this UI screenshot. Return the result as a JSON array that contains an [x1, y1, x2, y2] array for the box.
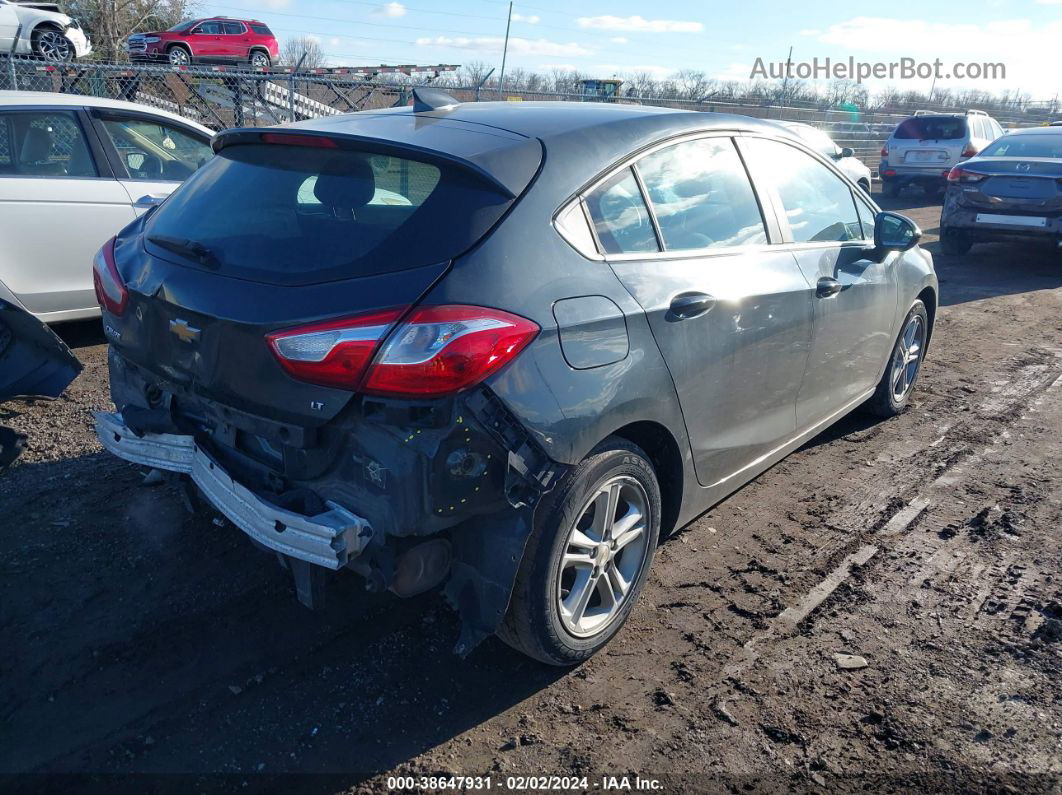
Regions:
[[95, 411, 372, 569]]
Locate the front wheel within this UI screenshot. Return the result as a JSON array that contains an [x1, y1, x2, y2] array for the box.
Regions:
[[32, 28, 74, 61], [498, 439, 661, 665], [866, 300, 929, 418], [167, 45, 190, 66]]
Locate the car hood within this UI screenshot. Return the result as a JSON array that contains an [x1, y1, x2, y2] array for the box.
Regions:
[[12, 3, 69, 22]]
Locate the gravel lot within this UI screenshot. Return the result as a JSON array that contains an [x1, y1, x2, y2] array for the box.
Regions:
[[2, 188, 1061, 792]]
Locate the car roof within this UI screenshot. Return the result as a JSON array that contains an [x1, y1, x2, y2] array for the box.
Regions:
[[348, 101, 776, 141], [1001, 126, 1062, 136], [0, 91, 214, 135]]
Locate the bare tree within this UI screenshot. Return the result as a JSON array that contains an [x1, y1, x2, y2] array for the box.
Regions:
[[65, 0, 197, 61], [280, 36, 325, 70]]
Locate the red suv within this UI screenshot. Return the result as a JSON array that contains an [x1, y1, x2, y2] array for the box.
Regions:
[[126, 17, 279, 69]]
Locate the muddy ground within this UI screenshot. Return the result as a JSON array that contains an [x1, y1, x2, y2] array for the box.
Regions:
[[1, 188, 1060, 793]]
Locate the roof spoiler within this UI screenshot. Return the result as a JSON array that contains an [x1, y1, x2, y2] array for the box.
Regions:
[[211, 127, 531, 199]]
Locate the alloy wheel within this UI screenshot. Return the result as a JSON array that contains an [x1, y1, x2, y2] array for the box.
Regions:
[[36, 31, 72, 61], [891, 314, 925, 402], [168, 48, 189, 66], [557, 476, 651, 638], [251, 52, 269, 68]]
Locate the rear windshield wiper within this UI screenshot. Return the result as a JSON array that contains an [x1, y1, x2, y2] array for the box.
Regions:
[[148, 235, 220, 268]]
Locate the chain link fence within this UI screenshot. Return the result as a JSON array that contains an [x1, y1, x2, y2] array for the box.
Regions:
[[2, 54, 1054, 175]]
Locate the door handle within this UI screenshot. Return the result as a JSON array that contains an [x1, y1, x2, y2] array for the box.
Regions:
[[134, 194, 165, 209], [668, 292, 716, 320], [816, 277, 843, 298]]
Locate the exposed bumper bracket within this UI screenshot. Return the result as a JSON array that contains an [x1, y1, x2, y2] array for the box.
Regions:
[[95, 411, 372, 570]]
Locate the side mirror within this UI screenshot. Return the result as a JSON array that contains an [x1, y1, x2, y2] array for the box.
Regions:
[[874, 211, 922, 252], [840, 147, 855, 158]]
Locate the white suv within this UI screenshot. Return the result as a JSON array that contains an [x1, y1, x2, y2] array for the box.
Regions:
[[880, 109, 1004, 198], [0, 0, 92, 61], [0, 92, 214, 322]]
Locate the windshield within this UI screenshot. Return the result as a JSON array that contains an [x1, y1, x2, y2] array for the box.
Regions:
[[144, 143, 514, 286], [894, 117, 967, 141], [980, 134, 1062, 159], [166, 20, 199, 32]]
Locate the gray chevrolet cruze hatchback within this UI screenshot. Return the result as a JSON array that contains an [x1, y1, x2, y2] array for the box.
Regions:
[[94, 91, 938, 664]]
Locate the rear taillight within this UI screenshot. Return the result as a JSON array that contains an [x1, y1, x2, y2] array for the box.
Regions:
[[947, 166, 986, 183], [92, 237, 127, 316], [961, 143, 979, 158], [880, 144, 889, 157], [363, 306, 540, 398], [267, 305, 540, 396], [267, 308, 405, 390]]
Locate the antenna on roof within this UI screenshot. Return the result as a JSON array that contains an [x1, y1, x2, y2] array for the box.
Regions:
[[412, 87, 460, 113]]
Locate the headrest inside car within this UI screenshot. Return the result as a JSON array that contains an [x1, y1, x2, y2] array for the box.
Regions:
[[313, 155, 375, 209]]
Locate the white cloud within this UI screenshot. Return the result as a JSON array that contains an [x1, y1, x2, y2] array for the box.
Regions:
[[415, 36, 592, 57], [803, 16, 1062, 96], [576, 15, 703, 33], [373, 2, 406, 17], [609, 36, 629, 44], [512, 13, 540, 24]]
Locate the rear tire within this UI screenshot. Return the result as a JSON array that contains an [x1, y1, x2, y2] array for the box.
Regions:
[[941, 228, 973, 255], [498, 438, 661, 666], [881, 180, 899, 198], [250, 50, 270, 69], [866, 300, 929, 418], [858, 179, 871, 196]]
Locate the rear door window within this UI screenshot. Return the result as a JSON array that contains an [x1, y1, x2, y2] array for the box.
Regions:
[[584, 167, 659, 255], [0, 111, 97, 177], [745, 137, 861, 244], [636, 137, 767, 250], [222, 22, 245, 34], [894, 117, 967, 140], [145, 143, 516, 285]]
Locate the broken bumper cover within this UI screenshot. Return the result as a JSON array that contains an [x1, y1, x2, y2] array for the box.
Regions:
[[94, 411, 372, 569]]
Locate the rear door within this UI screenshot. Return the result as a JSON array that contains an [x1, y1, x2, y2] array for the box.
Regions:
[[588, 134, 814, 488], [741, 135, 897, 427], [0, 108, 133, 319], [220, 21, 248, 61], [889, 116, 967, 170], [108, 133, 541, 423], [89, 109, 213, 212]]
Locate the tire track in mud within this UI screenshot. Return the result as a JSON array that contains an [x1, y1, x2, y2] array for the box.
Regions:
[[661, 350, 1061, 668]]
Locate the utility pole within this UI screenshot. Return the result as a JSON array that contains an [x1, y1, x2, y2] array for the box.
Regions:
[[779, 45, 793, 105], [498, 1, 513, 99]]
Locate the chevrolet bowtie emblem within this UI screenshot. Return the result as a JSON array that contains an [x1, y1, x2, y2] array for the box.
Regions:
[[169, 318, 201, 343]]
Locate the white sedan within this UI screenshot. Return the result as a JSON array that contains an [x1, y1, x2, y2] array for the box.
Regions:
[[0, 0, 92, 60], [0, 91, 214, 322]]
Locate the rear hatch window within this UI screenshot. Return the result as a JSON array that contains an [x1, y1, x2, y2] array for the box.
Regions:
[[893, 117, 967, 141], [144, 143, 514, 286]]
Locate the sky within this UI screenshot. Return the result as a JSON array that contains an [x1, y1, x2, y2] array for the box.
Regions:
[[205, 0, 1062, 99]]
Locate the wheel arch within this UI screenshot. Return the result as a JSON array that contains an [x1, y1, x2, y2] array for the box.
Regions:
[[606, 420, 683, 538], [916, 285, 937, 349]]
